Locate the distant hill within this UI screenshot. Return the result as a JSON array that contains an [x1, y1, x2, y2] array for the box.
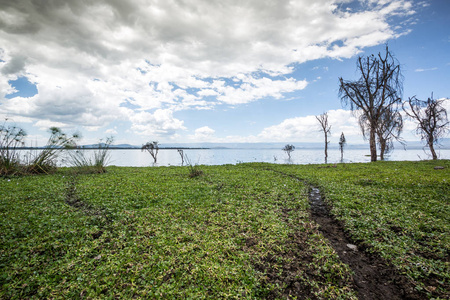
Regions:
[[74, 139, 450, 150]]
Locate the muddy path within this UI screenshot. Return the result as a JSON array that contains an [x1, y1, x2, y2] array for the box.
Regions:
[[308, 185, 423, 300], [261, 168, 424, 299]]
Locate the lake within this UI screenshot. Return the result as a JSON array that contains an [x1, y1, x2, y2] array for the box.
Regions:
[[57, 147, 450, 167]]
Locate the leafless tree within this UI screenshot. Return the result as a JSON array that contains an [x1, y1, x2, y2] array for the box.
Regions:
[[359, 106, 404, 160], [339, 132, 346, 162], [177, 149, 184, 165], [282, 144, 295, 160], [376, 107, 404, 160], [403, 94, 449, 160], [339, 45, 403, 162], [141, 141, 159, 163], [316, 112, 331, 162]]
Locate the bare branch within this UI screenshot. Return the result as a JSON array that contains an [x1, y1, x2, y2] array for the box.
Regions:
[[316, 112, 331, 161], [338, 45, 403, 161], [403, 95, 449, 160]]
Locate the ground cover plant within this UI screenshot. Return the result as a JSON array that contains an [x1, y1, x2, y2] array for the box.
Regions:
[[268, 160, 449, 298], [0, 160, 448, 299], [1, 165, 356, 299]]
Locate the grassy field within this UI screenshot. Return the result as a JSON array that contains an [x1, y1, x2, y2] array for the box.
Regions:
[[0, 160, 448, 299]]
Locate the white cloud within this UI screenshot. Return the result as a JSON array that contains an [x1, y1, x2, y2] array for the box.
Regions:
[[0, 0, 417, 141], [414, 67, 438, 72], [256, 109, 361, 143], [128, 109, 186, 138], [34, 120, 71, 131], [105, 128, 118, 135], [189, 126, 216, 142]]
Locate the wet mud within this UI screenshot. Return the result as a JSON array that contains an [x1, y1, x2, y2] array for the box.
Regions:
[[308, 186, 423, 300]]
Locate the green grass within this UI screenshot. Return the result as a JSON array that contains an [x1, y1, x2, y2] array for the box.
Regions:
[[1, 161, 448, 299], [267, 160, 449, 298]]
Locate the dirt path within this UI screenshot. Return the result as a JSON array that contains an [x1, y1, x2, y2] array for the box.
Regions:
[[308, 186, 423, 300]]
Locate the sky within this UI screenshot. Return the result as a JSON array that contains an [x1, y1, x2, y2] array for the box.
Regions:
[[0, 0, 449, 147]]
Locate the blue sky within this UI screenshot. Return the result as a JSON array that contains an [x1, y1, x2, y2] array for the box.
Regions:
[[1, 0, 449, 146]]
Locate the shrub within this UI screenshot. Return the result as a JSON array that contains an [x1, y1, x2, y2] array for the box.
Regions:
[[0, 119, 26, 176], [70, 137, 113, 174], [27, 127, 80, 174], [185, 154, 203, 178]]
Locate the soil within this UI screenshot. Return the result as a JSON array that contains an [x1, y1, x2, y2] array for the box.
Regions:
[[308, 185, 424, 300]]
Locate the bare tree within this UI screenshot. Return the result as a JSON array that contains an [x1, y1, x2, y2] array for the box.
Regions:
[[339, 45, 403, 162], [141, 141, 159, 163], [403, 94, 449, 160], [359, 106, 404, 160], [339, 132, 346, 162], [282, 144, 295, 160], [376, 107, 404, 160], [316, 112, 331, 162], [177, 149, 184, 165]]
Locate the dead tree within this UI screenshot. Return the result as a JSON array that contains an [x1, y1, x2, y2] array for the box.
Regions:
[[376, 107, 403, 160], [141, 141, 159, 163], [403, 94, 449, 160], [316, 112, 331, 163], [339, 132, 346, 162], [339, 45, 403, 162], [282, 144, 295, 160], [359, 106, 403, 160], [177, 149, 184, 165]]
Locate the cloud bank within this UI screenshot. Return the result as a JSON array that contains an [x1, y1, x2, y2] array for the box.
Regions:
[[0, 0, 416, 142]]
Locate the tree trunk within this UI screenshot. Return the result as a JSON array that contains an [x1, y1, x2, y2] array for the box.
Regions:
[[379, 138, 386, 160], [324, 136, 328, 160], [428, 138, 437, 160], [370, 124, 377, 162]]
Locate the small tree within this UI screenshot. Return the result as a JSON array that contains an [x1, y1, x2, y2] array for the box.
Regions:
[[282, 144, 295, 160], [339, 132, 346, 162], [403, 94, 449, 160], [316, 112, 331, 162], [142, 141, 159, 163]]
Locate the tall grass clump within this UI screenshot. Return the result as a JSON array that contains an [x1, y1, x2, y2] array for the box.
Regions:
[[185, 154, 203, 178], [70, 137, 113, 173], [0, 119, 26, 176], [27, 127, 79, 174]]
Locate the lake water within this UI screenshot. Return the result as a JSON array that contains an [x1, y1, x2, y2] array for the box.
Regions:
[[57, 147, 450, 167]]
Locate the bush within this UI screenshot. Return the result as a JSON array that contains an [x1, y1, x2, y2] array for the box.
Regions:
[[0, 119, 26, 176], [27, 127, 80, 174], [70, 137, 113, 174], [185, 154, 203, 178]]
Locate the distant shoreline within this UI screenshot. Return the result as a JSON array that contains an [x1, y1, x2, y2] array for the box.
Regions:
[[16, 147, 211, 150]]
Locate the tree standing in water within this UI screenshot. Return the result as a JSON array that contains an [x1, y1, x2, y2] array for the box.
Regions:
[[339, 45, 403, 162], [282, 144, 295, 160], [339, 132, 346, 162], [403, 94, 449, 160], [142, 141, 159, 163], [316, 112, 331, 163]]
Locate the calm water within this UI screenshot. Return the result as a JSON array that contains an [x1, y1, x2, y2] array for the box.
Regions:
[[56, 147, 450, 167]]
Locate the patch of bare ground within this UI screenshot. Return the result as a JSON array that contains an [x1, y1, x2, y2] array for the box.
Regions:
[[308, 186, 424, 300]]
